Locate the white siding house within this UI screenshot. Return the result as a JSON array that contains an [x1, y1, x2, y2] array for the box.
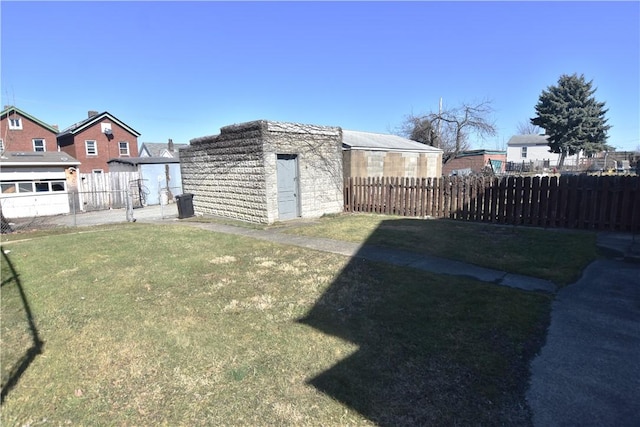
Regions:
[[507, 134, 581, 169], [0, 152, 80, 218]]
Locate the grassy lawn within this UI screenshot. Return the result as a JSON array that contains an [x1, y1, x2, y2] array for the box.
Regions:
[[1, 224, 552, 425], [283, 213, 598, 285]]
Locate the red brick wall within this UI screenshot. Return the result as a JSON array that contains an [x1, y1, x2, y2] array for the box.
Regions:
[[1, 113, 58, 152], [442, 153, 507, 176], [60, 119, 139, 173]]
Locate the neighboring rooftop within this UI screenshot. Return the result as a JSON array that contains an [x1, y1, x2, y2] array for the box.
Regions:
[[507, 134, 549, 146], [139, 141, 188, 158], [1, 105, 59, 133], [453, 149, 506, 158], [58, 111, 141, 137], [0, 151, 80, 165]]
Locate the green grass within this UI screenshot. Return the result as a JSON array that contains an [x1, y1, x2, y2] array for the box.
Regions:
[[1, 224, 551, 425], [284, 213, 598, 285]]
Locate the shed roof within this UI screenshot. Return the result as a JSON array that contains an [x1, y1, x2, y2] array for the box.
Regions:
[[507, 134, 549, 147], [342, 130, 443, 153], [107, 157, 180, 166], [0, 151, 80, 166], [453, 149, 506, 158]]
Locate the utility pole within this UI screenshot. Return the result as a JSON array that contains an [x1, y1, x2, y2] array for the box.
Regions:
[[436, 97, 442, 148]]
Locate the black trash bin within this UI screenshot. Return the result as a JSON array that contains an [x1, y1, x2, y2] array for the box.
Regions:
[[176, 193, 194, 219]]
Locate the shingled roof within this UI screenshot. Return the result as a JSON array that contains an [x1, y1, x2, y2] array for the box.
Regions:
[[58, 111, 141, 137], [139, 142, 188, 158], [0, 151, 80, 166], [1, 106, 59, 134], [507, 134, 549, 146]]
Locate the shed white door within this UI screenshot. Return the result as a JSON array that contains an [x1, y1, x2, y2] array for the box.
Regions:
[[276, 154, 299, 220]]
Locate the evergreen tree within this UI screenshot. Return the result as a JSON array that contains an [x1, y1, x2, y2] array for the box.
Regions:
[[531, 73, 611, 167]]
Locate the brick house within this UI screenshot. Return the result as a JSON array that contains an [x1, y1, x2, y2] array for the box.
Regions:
[[1, 106, 59, 153], [180, 120, 344, 224], [441, 149, 507, 176], [0, 106, 80, 219], [57, 111, 141, 173]]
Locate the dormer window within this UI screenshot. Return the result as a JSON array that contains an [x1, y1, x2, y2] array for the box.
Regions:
[[8, 118, 22, 130]]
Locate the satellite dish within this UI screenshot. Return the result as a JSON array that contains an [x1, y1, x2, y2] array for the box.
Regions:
[[104, 128, 113, 135]]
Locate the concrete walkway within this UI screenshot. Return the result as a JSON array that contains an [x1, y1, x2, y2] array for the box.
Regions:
[[139, 213, 557, 293], [526, 235, 640, 426]]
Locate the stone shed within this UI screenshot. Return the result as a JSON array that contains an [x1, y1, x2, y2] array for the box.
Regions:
[[342, 130, 443, 180], [180, 120, 343, 224]]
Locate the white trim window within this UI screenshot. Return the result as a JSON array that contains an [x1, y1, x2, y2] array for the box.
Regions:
[[92, 169, 104, 174], [8, 117, 22, 130], [1, 180, 66, 194], [86, 140, 97, 156], [118, 141, 130, 156], [521, 147, 528, 159], [33, 138, 46, 152]]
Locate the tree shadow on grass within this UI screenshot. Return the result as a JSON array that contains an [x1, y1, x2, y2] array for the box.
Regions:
[[1, 247, 44, 405], [298, 220, 551, 426]]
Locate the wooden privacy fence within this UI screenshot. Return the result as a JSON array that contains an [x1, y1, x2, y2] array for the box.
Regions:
[[344, 175, 640, 232], [78, 171, 142, 211]]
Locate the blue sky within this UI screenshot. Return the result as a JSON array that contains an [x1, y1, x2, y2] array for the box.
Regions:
[[2, 1, 639, 151]]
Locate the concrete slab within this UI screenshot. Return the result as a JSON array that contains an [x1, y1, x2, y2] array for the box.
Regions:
[[526, 259, 640, 426]]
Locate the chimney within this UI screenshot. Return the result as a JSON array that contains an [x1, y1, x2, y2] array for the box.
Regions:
[[168, 138, 174, 152], [88, 110, 99, 118], [53, 124, 59, 131]]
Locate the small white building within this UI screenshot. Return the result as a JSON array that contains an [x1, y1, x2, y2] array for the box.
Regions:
[[0, 151, 80, 218], [507, 134, 581, 170]]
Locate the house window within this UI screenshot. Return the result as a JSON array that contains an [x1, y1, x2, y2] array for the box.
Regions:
[[86, 140, 97, 155], [1, 183, 16, 193], [8, 118, 22, 130], [18, 182, 33, 193], [33, 139, 46, 152], [101, 123, 112, 134], [119, 141, 130, 156], [51, 181, 66, 191], [92, 169, 104, 174], [35, 182, 49, 192], [521, 147, 528, 159], [1, 181, 66, 194], [0, 138, 4, 152]]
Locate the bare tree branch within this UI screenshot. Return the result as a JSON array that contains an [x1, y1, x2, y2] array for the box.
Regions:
[[400, 99, 497, 163], [516, 121, 541, 135]]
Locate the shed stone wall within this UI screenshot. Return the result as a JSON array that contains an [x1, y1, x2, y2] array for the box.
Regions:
[[262, 121, 343, 223], [180, 120, 343, 224], [180, 122, 268, 223]]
